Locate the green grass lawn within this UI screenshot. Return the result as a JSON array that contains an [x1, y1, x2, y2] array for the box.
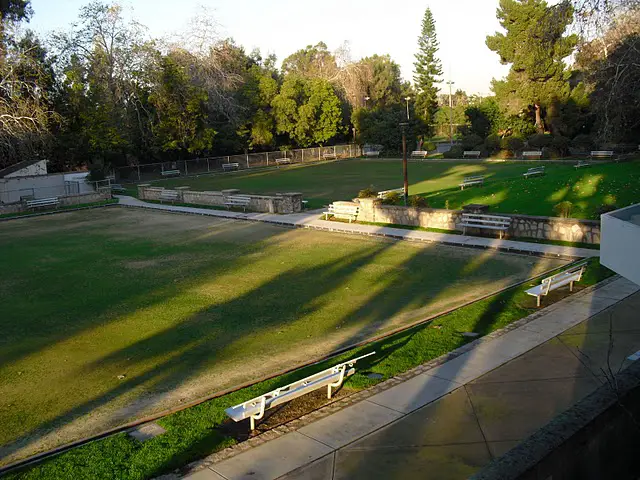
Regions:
[[0, 207, 566, 467], [142, 158, 640, 218]]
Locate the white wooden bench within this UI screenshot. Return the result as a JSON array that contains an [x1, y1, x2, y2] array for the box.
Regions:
[[575, 161, 591, 169], [323, 152, 337, 160], [526, 262, 586, 307], [589, 150, 614, 160], [364, 151, 380, 157], [159, 190, 179, 203], [411, 150, 429, 158], [161, 169, 180, 177], [523, 166, 545, 178], [222, 163, 240, 172], [459, 213, 511, 239], [275, 157, 291, 166], [377, 188, 404, 199], [323, 203, 359, 223], [224, 194, 251, 211], [226, 352, 374, 430], [110, 183, 126, 193], [522, 151, 542, 160], [459, 175, 484, 190], [25, 197, 59, 210], [463, 151, 481, 159]]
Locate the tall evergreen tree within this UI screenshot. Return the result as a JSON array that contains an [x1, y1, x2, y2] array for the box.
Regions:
[[486, 0, 578, 132], [413, 7, 442, 127]]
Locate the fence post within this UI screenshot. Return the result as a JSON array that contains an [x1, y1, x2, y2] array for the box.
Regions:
[[137, 165, 141, 181], [207, 158, 210, 172], [185, 160, 189, 176], [266, 152, 269, 166], [226, 156, 230, 164], [301, 149, 304, 163], [334, 145, 337, 158], [246, 154, 250, 168], [349, 144, 352, 158]]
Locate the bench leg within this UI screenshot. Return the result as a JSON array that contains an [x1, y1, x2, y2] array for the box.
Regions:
[[537, 296, 541, 307], [570, 281, 574, 292]]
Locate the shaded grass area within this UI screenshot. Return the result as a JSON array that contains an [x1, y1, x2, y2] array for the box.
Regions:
[[357, 220, 461, 235], [6, 257, 613, 480], [140, 159, 640, 218], [0, 207, 561, 469], [0, 199, 118, 219]]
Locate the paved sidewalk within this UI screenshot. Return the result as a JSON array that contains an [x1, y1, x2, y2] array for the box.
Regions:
[[116, 196, 598, 259], [183, 276, 639, 480]]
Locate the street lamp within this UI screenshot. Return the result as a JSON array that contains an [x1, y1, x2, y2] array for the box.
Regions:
[[400, 122, 409, 206], [404, 97, 411, 120], [446, 81, 454, 143], [364, 96, 370, 108]]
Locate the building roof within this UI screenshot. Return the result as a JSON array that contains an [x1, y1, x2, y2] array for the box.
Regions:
[[0, 159, 45, 179]]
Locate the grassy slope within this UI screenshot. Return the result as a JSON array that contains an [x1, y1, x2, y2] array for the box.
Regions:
[[0, 208, 558, 465], [8, 257, 613, 480]]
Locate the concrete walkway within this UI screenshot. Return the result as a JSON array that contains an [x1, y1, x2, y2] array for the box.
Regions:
[[182, 276, 639, 480], [116, 196, 598, 259]]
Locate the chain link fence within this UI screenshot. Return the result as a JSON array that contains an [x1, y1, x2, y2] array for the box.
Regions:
[[114, 144, 361, 183], [0, 180, 82, 204]]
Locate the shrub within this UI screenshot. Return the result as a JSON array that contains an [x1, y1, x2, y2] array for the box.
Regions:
[[382, 191, 402, 205], [485, 134, 501, 153], [571, 134, 594, 151], [494, 149, 513, 159], [527, 133, 553, 149], [551, 135, 571, 156], [358, 186, 378, 198], [409, 195, 429, 208], [500, 136, 524, 153], [443, 145, 465, 159], [461, 134, 483, 150], [595, 204, 618, 216], [423, 141, 436, 152], [553, 201, 573, 218]]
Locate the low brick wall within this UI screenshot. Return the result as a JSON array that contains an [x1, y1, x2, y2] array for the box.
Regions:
[[137, 185, 303, 214], [0, 191, 111, 215], [354, 197, 601, 244]]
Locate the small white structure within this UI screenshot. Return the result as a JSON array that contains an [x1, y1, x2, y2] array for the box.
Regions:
[[601, 203, 640, 286], [0, 158, 48, 178]]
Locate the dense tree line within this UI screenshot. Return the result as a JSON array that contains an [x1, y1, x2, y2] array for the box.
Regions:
[[0, 0, 638, 171]]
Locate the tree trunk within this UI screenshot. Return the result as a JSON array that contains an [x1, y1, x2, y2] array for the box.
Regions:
[[534, 104, 544, 133]]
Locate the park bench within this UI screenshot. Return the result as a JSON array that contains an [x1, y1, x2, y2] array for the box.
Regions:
[[523, 166, 545, 178], [323, 203, 359, 223], [226, 352, 374, 430], [575, 160, 591, 169], [222, 162, 240, 172], [161, 169, 180, 177], [364, 150, 380, 157], [522, 151, 542, 160], [411, 150, 429, 158], [377, 188, 404, 199], [275, 157, 291, 166], [459, 175, 484, 190], [224, 194, 251, 211], [25, 197, 59, 210], [110, 183, 127, 193], [459, 213, 511, 239], [463, 151, 481, 159], [159, 190, 179, 203], [525, 262, 586, 307], [589, 150, 614, 160], [323, 152, 337, 160]]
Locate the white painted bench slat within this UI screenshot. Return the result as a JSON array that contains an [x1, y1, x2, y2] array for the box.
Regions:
[[161, 169, 180, 176], [224, 194, 251, 211], [522, 151, 542, 159], [463, 151, 481, 158], [526, 263, 586, 307], [459, 213, 511, 239], [459, 176, 484, 190], [377, 188, 404, 198], [159, 190, 179, 203], [323, 203, 359, 223], [410, 151, 429, 158], [222, 163, 240, 171], [26, 197, 59, 209], [589, 150, 614, 160], [523, 166, 545, 178]]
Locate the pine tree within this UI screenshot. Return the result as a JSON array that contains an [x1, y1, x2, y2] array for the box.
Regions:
[[486, 0, 578, 132], [413, 8, 443, 126]]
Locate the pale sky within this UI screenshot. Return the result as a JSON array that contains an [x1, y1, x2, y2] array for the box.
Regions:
[[29, 0, 516, 95]]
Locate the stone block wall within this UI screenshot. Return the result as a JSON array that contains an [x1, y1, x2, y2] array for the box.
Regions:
[[354, 197, 601, 244], [0, 191, 111, 215], [137, 185, 303, 214]]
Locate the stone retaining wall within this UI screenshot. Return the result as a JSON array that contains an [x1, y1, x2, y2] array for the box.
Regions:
[[137, 185, 303, 214], [355, 197, 601, 244], [0, 191, 111, 215]]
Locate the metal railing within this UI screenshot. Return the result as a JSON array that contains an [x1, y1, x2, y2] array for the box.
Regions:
[[114, 144, 362, 183]]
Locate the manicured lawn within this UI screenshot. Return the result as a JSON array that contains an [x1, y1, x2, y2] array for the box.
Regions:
[[7, 254, 613, 480], [144, 158, 640, 218], [0, 207, 564, 466]]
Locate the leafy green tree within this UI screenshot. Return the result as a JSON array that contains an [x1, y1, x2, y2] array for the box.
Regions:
[[272, 76, 344, 147], [282, 42, 337, 79], [486, 0, 578, 132], [465, 97, 505, 138], [413, 7, 442, 126], [359, 54, 403, 108]]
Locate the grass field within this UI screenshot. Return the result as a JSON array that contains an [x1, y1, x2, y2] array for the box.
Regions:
[[0, 207, 566, 464], [147, 158, 640, 218]]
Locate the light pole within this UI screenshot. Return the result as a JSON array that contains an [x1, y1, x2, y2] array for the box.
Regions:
[[404, 96, 411, 120], [400, 122, 409, 206], [446, 81, 454, 143]]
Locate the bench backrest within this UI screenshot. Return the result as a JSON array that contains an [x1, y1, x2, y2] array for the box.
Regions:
[[377, 188, 403, 198], [540, 263, 586, 295], [527, 167, 545, 172], [160, 190, 179, 198], [227, 195, 251, 203], [522, 151, 542, 156], [461, 213, 511, 227], [26, 197, 58, 206], [464, 151, 481, 154], [329, 203, 359, 215], [590, 150, 613, 156], [462, 175, 484, 182]]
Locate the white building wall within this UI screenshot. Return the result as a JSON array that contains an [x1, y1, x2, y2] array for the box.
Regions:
[[601, 204, 640, 286], [4, 160, 48, 178]]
